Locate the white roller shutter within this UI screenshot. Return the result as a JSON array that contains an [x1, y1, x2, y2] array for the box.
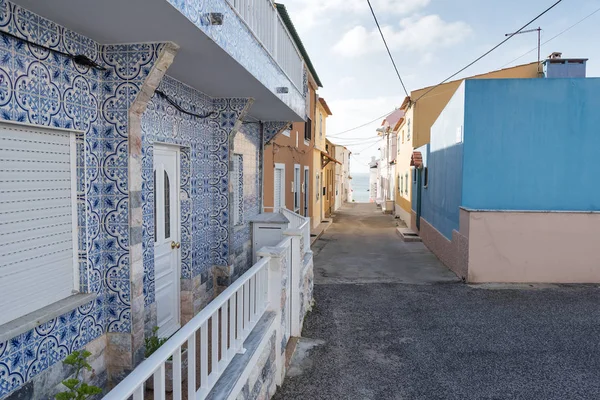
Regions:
[[0, 123, 78, 326], [274, 167, 282, 211]]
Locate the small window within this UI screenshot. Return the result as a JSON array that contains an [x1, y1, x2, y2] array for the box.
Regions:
[[405, 173, 408, 194], [153, 170, 157, 242], [400, 175, 403, 193], [232, 154, 243, 225], [412, 168, 417, 183], [304, 118, 312, 141], [164, 170, 171, 239], [423, 167, 428, 188]]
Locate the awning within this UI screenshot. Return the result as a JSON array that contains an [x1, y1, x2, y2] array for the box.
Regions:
[[321, 151, 341, 168], [410, 151, 423, 168]]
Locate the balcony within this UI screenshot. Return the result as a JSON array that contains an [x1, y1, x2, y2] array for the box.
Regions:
[[15, 0, 306, 120]]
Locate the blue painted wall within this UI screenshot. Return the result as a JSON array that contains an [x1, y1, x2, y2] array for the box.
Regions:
[[462, 78, 600, 211], [417, 83, 465, 239]]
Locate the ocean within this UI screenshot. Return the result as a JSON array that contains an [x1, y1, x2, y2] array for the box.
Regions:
[[351, 173, 370, 203]]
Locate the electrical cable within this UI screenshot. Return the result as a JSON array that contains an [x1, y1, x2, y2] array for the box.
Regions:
[[413, 0, 564, 104], [500, 5, 600, 68], [328, 109, 397, 137], [1, 30, 105, 70], [155, 90, 217, 119], [366, 0, 410, 98]]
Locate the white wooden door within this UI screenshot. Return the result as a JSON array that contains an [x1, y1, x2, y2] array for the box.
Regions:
[[154, 145, 180, 338]]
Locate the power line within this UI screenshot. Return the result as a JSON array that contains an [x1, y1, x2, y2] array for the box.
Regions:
[[413, 0, 563, 104], [328, 109, 397, 137], [366, 0, 410, 98], [501, 5, 600, 68]]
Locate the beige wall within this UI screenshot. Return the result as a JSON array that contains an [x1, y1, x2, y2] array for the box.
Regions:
[[467, 211, 600, 283]]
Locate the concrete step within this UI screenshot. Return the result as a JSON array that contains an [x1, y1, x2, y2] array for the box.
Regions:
[[396, 227, 422, 242]]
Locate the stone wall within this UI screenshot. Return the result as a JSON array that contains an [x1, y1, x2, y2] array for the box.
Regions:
[[235, 332, 277, 400]]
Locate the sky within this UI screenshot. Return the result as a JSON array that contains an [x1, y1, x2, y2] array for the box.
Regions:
[[281, 0, 600, 173]]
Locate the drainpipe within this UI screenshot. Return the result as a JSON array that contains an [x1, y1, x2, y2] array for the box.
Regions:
[[260, 121, 264, 213]]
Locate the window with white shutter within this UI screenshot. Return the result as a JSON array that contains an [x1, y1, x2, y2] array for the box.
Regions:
[[0, 123, 79, 326], [274, 164, 285, 211]]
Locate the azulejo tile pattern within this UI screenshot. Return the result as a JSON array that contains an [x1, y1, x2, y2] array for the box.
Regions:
[[0, 1, 164, 396], [140, 74, 251, 308], [166, 0, 305, 118], [264, 121, 291, 144]]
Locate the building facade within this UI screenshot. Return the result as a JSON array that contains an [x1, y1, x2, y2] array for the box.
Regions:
[[412, 71, 600, 283], [394, 62, 541, 227], [262, 4, 323, 221], [311, 97, 332, 228], [0, 0, 307, 398], [333, 144, 351, 210]]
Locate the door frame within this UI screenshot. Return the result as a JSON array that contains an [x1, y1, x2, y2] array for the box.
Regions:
[[293, 164, 301, 213], [153, 143, 182, 337], [416, 168, 422, 231], [303, 166, 310, 217]]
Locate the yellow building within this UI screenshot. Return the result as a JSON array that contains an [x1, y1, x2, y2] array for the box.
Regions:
[[312, 97, 333, 228], [394, 62, 541, 227]]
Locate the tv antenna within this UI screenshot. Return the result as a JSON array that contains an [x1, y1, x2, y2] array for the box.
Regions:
[[505, 27, 542, 73]]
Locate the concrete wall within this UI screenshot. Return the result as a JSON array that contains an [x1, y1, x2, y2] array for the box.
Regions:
[[462, 78, 600, 211], [420, 83, 465, 239], [466, 210, 600, 283]]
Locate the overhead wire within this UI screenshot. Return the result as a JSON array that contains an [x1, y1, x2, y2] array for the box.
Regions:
[[500, 5, 600, 68], [327, 109, 397, 137], [413, 0, 564, 104], [366, 0, 410, 98]]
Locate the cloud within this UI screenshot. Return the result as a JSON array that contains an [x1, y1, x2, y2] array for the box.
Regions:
[[283, 0, 431, 32], [333, 15, 472, 57]]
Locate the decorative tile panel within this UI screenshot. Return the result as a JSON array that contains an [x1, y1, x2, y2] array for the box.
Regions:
[[140, 74, 251, 307], [0, 1, 164, 396]]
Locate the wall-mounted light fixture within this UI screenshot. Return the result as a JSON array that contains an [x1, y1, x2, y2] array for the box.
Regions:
[[276, 87, 289, 94], [203, 13, 224, 25]]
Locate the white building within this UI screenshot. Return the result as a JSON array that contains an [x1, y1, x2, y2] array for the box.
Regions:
[[369, 156, 379, 203], [334, 145, 352, 210], [376, 109, 404, 213]]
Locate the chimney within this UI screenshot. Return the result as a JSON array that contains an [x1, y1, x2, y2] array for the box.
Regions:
[[543, 51, 588, 78]]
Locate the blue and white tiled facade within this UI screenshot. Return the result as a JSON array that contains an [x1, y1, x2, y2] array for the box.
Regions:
[[0, 0, 302, 397]]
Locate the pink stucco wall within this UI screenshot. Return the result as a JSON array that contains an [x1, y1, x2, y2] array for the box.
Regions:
[[467, 211, 600, 283]]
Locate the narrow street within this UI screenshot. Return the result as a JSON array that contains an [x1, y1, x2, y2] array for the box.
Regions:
[[274, 203, 600, 400]]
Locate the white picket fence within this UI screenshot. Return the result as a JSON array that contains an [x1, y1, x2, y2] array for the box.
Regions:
[[226, 0, 303, 91], [104, 209, 311, 400]]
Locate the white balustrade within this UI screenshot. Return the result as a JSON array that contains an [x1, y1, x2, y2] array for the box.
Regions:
[[227, 0, 304, 91], [104, 258, 270, 400]]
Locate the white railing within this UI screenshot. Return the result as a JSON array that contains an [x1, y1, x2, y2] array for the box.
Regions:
[[104, 258, 270, 400], [281, 208, 311, 258], [227, 0, 304, 91]]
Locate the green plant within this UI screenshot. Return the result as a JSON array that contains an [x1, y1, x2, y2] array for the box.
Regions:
[[55, 350, 102, 400], [145, 326, 168, 358]]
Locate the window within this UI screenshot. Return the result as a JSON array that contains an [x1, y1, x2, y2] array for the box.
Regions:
[[405, 173, 408, 194], [304, 118, 312, 141], [0, 123, 79, 326], [274, 164, 285, 210], [400, 175, 403, 193], [319, 113, 323, 137], [294, 165, 301, 212], [407, 118, 411, 140], [412, 168, 417, 183], [164, 170, 171, 238], [402, 130, 405, 144], [232, 154, 243, 225], [423, 167, 428, 188]]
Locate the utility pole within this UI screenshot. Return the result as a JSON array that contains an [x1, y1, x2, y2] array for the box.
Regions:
[[505, 27, 542, 75]]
